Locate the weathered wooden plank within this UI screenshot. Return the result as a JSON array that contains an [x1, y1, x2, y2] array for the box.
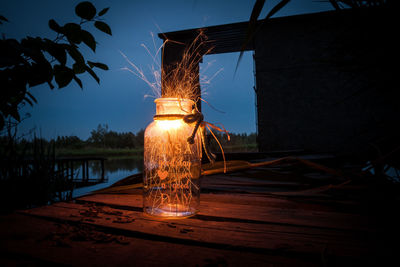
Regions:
[[76, 193, 372, 232], [19, 202, 370, 260], [201, 170, 353, 195], [201, 172, 365, 214], [1, 213, 322, 267], [84, 186, 361, 214]]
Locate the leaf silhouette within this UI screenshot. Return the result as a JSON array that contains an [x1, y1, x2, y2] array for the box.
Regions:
[[73, 75, 83, 89], [75, 1, 96, 20], [54, 65, 74, 88], [85, 65, 100, 84], [236, 0, 290, 74], [63, 23, 82, 44], [94, 21, 112, 35], [0, 15, 9, 22], [48, 19, 62, 33], [98, 7, 109, 16], [88, 61, 108, 70], [81, 30, 96, 52]]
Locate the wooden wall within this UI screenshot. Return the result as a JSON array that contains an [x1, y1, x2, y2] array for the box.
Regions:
[[254, 8, 399, 155]]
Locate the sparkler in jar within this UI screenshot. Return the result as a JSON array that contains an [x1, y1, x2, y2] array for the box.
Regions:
[[122, 31, 227, 218]]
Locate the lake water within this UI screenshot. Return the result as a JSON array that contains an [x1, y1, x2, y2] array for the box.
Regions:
[[72, 157, 143, 198]]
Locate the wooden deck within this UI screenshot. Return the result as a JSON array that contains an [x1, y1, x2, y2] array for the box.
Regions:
[[1, 159, 399, 266]]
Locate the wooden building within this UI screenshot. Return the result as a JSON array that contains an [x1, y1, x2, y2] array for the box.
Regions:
[[159, 7, 398, 156]]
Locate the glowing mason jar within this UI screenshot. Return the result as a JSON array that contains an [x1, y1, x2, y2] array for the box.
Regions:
[[143, 97, 202, 218]]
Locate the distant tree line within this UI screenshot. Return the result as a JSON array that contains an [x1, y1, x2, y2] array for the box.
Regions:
[[85, 124, 144, 149], [0, 123, 257, 152], [54, 124, 256, 151], [53, 124, 145, 150], [207, 131, 257, 153]]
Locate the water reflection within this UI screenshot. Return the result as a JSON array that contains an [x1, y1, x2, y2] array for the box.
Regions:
[[73, 157, 143, 197], [89, 157, 143, 177]]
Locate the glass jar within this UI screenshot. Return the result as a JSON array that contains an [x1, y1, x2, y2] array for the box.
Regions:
[[143, 97, 202, 218]]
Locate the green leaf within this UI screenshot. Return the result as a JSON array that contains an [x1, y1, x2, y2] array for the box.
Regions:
[[47, 81, 55, 89], [44, 40, 67, 65], [66, 45, 85, 65], [20, 37, 47, 64], [98, 7, 109, 16], [94, 21, 112, 35], [87, 61, 108, 70], [24, 96, 33, 106], [10, 107, 21, 122], [249, 0, 265, 25], [73, 62, 86, 74], [73, 75, 83, 89], [329, 0, 341, 10], [75, 1, 96, 20], [63, 23, 81, 32], [0, 39, 24, 67], [264, 0, 291, 20], [236, 0, 266, 75], [63, 23, 82, 44], [48, 19, 62, 33], [81, 30, 96, 52], [21, 37, 48, 64], [26, 91, 37, 103], [85, 65, 100, 84], [0, 15, 9, 22], [54, 65, 74, 88], [236, 0, 290, 74], [28, 61, 53, 87]]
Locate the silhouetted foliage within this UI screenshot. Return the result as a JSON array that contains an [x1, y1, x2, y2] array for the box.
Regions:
[[0, 1, 112, 130], [236, 0, 290, 72], [0, 131, 73, 213], [327, 0, 391, 10]]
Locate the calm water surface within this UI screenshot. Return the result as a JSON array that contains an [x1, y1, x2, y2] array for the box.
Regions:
[[72, 157, 143, 198]]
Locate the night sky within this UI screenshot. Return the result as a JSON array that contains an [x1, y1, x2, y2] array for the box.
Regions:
[[0, 0, 333, 140]]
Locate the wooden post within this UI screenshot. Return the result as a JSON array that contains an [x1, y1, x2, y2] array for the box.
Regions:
[[64, 161, 68, 180], [100, 159, 105, 182], [82, 161, 85, 181], [64, 161, 67, 180], [69, 160, 73, 180], [161, 37, 202, 111], [86, 160, 89, 181]]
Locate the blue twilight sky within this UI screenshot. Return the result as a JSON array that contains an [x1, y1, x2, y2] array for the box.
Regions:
[[0, 0, 333, 140]]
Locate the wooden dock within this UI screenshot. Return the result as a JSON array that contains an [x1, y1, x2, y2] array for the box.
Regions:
[[56, 157, 107, 186], [5, 156, 107, 188], [1, 158, 399, 266]]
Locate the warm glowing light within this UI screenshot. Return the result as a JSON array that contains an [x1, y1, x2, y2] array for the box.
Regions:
[[156, 119, 183, 130], [143, 98, 201, 218], [121, 32, 224, 219]]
